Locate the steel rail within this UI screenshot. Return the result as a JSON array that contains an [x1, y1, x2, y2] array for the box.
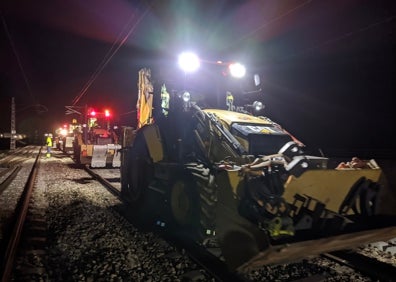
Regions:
[[83, 162, 396, 282], [83, 165, 121, 198], [0, 147, 42, 282], [0, 166, 22, 195], [323, 250, 396, 281], [0, 167, 14, 178], [84, 165, 249, 281]]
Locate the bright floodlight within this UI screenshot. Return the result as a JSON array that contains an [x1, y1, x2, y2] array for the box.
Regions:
[[60, 129, 68, 136], [178, 52, 200, 73], [229, 63, 246, 78]]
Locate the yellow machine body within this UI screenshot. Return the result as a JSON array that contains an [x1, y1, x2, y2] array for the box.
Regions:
[[284, 169, 382, 213], [121, 67, 396, 272]]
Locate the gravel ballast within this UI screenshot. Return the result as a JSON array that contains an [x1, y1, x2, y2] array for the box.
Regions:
[[10, 148, 396, 281], [13, 150, 214, 281]]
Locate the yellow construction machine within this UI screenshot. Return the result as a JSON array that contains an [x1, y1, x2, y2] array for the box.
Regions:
[[120, 59, 396, 272], [73, 107, 121, 168]]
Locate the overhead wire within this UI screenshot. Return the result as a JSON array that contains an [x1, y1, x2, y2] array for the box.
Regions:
[[229, 0, 313, 47], [228, 0, 395, 62], [1, 12, 37, 105], [280, 13, 396, 61], [71, 11, 136, 106], [72, 3, 153, 106]]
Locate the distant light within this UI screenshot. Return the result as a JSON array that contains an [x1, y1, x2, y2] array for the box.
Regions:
[[178, 52, 200, 73], [90, 110, 96, 116], [104, 109, 111, 117], [229, 63, 246, 78], [60, 129, 68, 136]]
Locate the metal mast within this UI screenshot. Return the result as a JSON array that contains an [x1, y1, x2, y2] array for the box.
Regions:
[[10, 97, 16, 150]]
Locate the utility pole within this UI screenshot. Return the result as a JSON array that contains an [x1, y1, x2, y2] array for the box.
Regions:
[[10, 97, 16, 150]]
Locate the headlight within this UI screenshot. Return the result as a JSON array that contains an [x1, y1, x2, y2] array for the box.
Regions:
[[229, 63, 246, 78], [182, 91, 191, 102], [252, 101, 264, 112], [60, 129, 68, 136], [178, 52, 200, 73]]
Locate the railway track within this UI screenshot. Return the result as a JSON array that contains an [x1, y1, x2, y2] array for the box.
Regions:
[[1, 147, 395, 281], [0, 147, 37, 168], [0, 146, 42, 281], [2, 149, 220, 281], [0, 166, 22, 194], [86, 164, 396, 281], [85, 165, 247, 281], [322, 250, 396, 281]]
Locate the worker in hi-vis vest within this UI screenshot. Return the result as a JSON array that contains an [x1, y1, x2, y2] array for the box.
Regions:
[[46, 134, 53, 157]]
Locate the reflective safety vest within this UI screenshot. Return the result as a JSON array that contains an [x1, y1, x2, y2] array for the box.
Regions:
[[46, 136, 53, 147]]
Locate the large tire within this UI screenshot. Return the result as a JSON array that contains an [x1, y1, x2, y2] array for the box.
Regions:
[[169, 176, 199, 227], [168, 163, 217, 243], [121, 132, 153, 206], [215, 170, 270, 270], [221, 230, 261, 270], [194, 168, 217, 241]]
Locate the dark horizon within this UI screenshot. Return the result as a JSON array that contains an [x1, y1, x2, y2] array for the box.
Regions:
[[1, 0, 395, 158]]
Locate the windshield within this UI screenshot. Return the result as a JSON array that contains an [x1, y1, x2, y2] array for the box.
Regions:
[[231, 123, 292, 156]]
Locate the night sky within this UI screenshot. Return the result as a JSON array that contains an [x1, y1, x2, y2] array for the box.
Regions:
[[1, 0, 395, 158]]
